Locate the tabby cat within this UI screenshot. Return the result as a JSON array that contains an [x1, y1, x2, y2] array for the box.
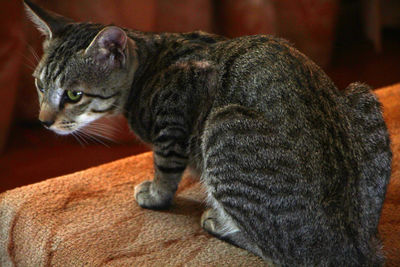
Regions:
[[24, 0, 392, 265]]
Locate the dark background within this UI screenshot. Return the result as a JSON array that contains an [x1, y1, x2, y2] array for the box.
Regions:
[[1, 0, 399, 192]]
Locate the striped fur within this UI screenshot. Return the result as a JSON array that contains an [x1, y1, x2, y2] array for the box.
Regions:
[[26, 2, 392, 266]]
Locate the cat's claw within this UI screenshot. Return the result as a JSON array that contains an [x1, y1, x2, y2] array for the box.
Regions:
[[134, 180, 173, 210]]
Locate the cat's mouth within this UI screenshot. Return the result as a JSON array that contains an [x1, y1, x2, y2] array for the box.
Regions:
[[50, 121, 80, 135]]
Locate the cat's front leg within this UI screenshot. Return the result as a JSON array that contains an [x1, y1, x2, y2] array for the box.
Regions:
[[135, 132, 188, 209]]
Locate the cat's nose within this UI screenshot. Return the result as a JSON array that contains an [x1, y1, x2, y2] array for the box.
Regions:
[[40, 119, 54, 128], [39, 103, 56, 128]]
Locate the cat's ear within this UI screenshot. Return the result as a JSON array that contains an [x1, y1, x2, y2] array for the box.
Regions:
[[84, 26, 128, 68], [24, 0, 72, 39]]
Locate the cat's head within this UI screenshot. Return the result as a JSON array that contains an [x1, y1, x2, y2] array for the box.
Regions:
[[24, 0, 137, 135]]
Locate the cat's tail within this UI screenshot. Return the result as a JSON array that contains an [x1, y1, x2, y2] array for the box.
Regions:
[[343, 82, 392, 265]]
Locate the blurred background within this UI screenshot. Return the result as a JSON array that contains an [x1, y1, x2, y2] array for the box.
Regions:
[[1, 0, 399, 192]]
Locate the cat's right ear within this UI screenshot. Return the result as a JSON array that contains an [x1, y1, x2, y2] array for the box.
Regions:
[[84, 26, 128, 68], [23, 0, 72, 39]]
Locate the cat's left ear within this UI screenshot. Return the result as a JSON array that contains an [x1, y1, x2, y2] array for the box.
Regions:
[[84, 26, 128, 68], [24, 0, 72, 39]]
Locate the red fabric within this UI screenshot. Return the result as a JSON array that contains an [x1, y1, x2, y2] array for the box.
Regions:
[[274, 0, 339, 68], [217, 0, 339, 67], [216, 0, 278, 38], [155, 0, 213, 32], [0, 1, 25, 153]]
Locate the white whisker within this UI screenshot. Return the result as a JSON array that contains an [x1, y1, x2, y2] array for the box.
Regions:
[[84, 123, 121, 139], [86, 127, 118, 139], [26, 44, 40, 64], [79, 129, 111, 147], [20, 52, 38, 70], [85, 127, 119, 144], [72, 132, 85, 147], [22, 55, 36, 68], [23, 62, 36, 71], [76, 131, 90, 145], [78, 130, 98, 146], [86, 130, 116, 145], [90, 119, 125, 135]]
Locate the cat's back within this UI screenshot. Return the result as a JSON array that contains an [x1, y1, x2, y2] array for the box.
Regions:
[[209, 35, 343, 152], [209, 35, 339, 114]]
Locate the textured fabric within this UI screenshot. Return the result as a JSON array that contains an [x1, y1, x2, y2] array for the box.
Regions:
[[1, 84, 399, 266], [0, 153, 265, 266], [375, 84, 400, 266]]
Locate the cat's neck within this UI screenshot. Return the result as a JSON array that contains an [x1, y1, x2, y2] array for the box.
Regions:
[[121, 30, 180, 113], [126, 30, 180, 75], [117, 30, 162, 113], [127, 31, 163, 75]]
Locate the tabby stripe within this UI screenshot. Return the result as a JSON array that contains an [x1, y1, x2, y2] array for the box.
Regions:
[[52, 65, 64, 82], [154, 110, 187, 122], [154, 140, 175, 150], [74, 100, 91, 110], [204, 124, 279, 154], [214, 183, 267, 205], [207, 167, 277, 184], [170, 47, 201, 62], [220, 204, 266, 246], [153, 125, 187, 141], [154, 150, 187, 159], [198, 35, 218, 43], [91, 105, 116, 113], [217, 195, 266, 223], [153, 118, 187, 135], [207, 165, 302, 190], [154, 133, 186, 144], [206, 148, 296, 175], [156, 165, 186, 174], [157, 157, 187, 166], [219, 193, 302, 229], [216, 189, 308, 215], [85, 92, 120, 100]]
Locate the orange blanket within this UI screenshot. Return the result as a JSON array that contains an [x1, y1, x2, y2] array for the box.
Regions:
[[1, 84, 399, 266]]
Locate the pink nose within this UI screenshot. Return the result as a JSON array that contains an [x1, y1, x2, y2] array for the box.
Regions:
[[39, 104, 56, 127]]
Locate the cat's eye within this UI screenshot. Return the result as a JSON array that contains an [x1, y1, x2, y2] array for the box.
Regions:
[[35, 79, 45, 93], [66, 90, 83, 102]]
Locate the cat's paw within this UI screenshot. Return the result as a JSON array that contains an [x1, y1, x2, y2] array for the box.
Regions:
[[134, 180, 173, 209], [201, 209, 223, 236]]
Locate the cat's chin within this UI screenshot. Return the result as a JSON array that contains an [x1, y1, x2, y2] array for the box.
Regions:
[[52, 128, 76, 136]]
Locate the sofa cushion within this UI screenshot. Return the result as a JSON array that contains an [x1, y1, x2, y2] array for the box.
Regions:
[[0, 152, 265, 266]]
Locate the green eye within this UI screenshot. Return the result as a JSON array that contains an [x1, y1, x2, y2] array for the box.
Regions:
[[66, 90, 83, 102]]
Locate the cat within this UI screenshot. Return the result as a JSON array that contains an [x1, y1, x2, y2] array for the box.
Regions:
[[24, 0, 392, 266]]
